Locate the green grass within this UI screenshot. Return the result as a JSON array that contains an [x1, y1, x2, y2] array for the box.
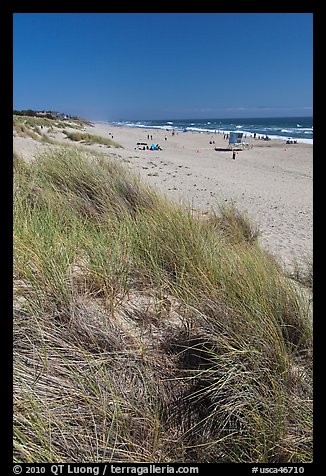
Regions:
[[63, 130, 123, 148], [13, 114, 122, 149], [13, 145, 312, 463], [13, 114, 86, 130], [13, 116, 57, 144]]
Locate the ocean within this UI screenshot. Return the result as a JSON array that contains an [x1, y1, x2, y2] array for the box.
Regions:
[[109, 116, 313, 144]]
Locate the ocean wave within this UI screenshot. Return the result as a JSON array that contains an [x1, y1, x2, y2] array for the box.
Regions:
[[109, 119, 312, 144]]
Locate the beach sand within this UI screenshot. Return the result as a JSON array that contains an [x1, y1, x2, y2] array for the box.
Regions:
[[14, 121, 313, 272]]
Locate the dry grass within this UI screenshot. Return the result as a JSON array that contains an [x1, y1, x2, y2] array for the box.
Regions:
[[13, 116, 56, 143], [63, 130, 123, 148], [13, 145, 313, 463]]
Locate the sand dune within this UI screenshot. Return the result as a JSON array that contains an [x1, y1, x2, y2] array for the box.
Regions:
[[14, 121, 313, 272], [84, 123, 313, 272]]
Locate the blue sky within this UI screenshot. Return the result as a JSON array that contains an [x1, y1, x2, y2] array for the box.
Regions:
[[13, 13, 313, 121]]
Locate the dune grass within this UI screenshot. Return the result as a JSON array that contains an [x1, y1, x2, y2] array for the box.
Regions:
[[13, 114, 86, 130], [62, 130, 123, 148], [13, 116, 57, 144], [13, 145, 312, 463], [13, 114, 92, 149], [13, 114, 121, 151]]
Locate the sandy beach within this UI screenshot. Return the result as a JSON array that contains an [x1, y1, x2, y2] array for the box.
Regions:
[[14, 121, 313, 272]]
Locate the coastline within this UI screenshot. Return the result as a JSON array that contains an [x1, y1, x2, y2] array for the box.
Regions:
[[14, 120, 313, 272], [13, 116, 313, 464], [88, 122, 313, 272]]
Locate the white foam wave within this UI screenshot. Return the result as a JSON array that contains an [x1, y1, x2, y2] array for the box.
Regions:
[[110, 121, 313, 144]]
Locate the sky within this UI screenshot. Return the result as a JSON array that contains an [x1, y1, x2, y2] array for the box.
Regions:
[[13, 13, 313, 121]]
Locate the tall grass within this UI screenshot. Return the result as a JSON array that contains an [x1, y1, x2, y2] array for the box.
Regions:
[[13, 145, 312, 463], [63, 130, 123, 148], [13, 114, 85, 130], [13, 116, 55, 143]]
